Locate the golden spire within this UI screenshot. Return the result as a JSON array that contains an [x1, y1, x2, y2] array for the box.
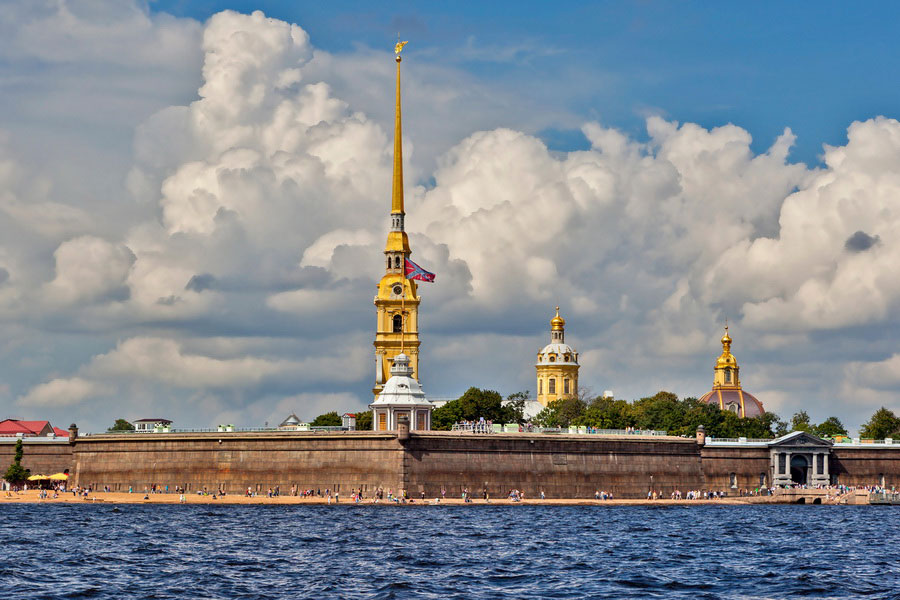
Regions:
[[391, 38, 407, 216], [551, 306, 566, 331]]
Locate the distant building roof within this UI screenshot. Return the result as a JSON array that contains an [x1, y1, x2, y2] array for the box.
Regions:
[[279, 413, 301, 427], [342, 413, 356, 418], [52, 427, 69, 437], [133, 418, 173, 424], [0, 419, 54, 437]]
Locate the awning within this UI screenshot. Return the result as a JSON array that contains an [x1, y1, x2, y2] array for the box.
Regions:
[[27, 474, 49, 481], [48, 473, 69, 480]]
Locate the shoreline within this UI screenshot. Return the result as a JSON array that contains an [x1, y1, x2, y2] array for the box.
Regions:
[[1, 490, 845, 506]]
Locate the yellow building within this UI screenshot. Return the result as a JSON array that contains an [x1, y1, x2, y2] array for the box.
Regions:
[[698, 326, 765, 418], [535, 307, 580, 407], [373, 42, 421, 398]]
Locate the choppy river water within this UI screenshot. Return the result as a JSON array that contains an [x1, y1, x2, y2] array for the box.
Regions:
[[2, 503, 899, 599]]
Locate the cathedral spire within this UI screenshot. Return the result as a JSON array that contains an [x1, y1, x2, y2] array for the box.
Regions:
[[385, 39, 410, 252], [391, 39, 406, 216]]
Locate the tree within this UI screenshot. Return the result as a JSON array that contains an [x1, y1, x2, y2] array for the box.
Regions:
[[789, 411, 813, 433], [431, 387, 513, 430], [4, 439, 30, 485], [310, 411, 342, 427], [355, 411, 372, 431], [535, 397, 587, 428], [814, 416, 848, 438], [108, 419, 134, 432], [859, 407, 900, 440], [502, 391, 529, 424]]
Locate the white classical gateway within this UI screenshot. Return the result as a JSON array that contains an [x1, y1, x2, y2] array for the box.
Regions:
[[369, 353, 433, 431]]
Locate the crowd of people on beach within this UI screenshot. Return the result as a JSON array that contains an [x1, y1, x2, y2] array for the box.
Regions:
[[5, 475, 896, 504]]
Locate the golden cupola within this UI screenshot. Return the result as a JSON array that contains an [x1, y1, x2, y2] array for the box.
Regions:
[[535, 307, 579, 407], [699, 325, 765, 418]]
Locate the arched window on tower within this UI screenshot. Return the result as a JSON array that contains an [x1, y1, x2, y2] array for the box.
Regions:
[[394, 256, 401, 269], [564, 378, 570, 394], [538, 379, 542, 395], [549, 378, 556, 394], [393, 314, 403, 333], [725, 368, 732, 383]]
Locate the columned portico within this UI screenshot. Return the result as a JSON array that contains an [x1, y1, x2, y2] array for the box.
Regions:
[[770, 432, 833, 487]]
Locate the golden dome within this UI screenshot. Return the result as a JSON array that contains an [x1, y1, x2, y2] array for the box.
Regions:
[[716, 325, 736, 368], [550, 306, 565, 331]]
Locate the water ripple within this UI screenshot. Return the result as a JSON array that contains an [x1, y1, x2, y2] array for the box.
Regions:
[[2, 504, 899, 599]]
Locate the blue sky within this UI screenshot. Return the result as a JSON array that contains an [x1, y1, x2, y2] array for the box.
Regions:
[[153, 1, 900, 164]]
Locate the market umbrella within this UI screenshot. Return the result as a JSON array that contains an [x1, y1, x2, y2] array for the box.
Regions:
[[27, 474, 49, 481], [48, 473, 69, 480]]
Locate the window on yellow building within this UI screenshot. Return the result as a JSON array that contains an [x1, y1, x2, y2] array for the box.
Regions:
[[549, 378, 556, 394], [378, 412, 387, 431], [564, 378, 570, 394], [393, 314, 402, 332], [538, 379, 542, 395]]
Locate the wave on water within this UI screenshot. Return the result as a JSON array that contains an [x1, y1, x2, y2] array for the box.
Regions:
[[1, 504, 898, 599]]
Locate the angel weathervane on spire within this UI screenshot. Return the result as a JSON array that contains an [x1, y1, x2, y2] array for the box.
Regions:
[[395, 36, 408, 56]]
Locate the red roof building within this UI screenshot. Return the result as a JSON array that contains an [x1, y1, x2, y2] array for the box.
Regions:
[[0, 419, 68, 437]]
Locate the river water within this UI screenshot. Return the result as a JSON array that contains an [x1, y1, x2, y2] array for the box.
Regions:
[[3, 504, 898, 599]]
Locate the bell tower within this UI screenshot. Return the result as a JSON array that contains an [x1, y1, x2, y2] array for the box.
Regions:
[[373, 40, 420, 398], [713, 325, 741, 389], [535, 307, 580, 407]]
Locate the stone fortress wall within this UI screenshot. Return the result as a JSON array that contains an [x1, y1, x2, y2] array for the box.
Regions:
[[35, 429, 897, 498], [0, 439, 74, 477]]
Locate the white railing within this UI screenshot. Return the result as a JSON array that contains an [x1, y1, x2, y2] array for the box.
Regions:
[[448, 423, 668, 436]]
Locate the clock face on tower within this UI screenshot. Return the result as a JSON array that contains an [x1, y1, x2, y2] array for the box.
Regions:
[[392, 284, 403, 296]]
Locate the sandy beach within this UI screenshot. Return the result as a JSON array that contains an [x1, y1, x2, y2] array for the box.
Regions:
[[3, 489, 788, 506]]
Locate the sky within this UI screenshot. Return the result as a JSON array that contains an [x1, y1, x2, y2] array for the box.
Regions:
[[2, 0, 900, 434]]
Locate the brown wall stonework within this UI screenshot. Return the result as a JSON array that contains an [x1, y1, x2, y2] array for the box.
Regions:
[[699, 446, 772, 491], [404, 432, 707, 498], [0, 440, 74, 478], [73, 432, 402, 494], [831, 448, 900, 487], [42, 432, 900, 498]]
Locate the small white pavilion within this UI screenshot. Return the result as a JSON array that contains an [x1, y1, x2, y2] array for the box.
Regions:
[[369, 352, 433, 431]]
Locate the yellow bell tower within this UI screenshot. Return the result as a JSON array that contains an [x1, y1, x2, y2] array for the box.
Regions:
[[535, 307, 580, 407], [373, 40, 420, 398]]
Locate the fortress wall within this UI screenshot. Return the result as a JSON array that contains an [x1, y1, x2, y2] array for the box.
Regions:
[[58, 433, 900, 498], [831, 448, 900, 487], [0, 440, 73, 476], [699, 446, 771, 491], [73, 432, 402, 494], [404, 433, 706, 498]]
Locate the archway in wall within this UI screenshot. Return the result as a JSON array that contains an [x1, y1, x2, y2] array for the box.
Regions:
[[790, 455, 809, 485]]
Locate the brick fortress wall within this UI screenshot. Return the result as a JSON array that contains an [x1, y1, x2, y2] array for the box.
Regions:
[[0, 440, 74, 477], [404, 432, 710, 498], [59, 432, 900, 497], [73, 432, 403, 494]]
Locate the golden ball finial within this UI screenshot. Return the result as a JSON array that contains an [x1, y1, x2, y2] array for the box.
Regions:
[[551, 306, 566, 331]]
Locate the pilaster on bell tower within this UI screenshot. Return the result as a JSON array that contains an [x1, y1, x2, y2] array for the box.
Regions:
[[374, 39, 420, 398]]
